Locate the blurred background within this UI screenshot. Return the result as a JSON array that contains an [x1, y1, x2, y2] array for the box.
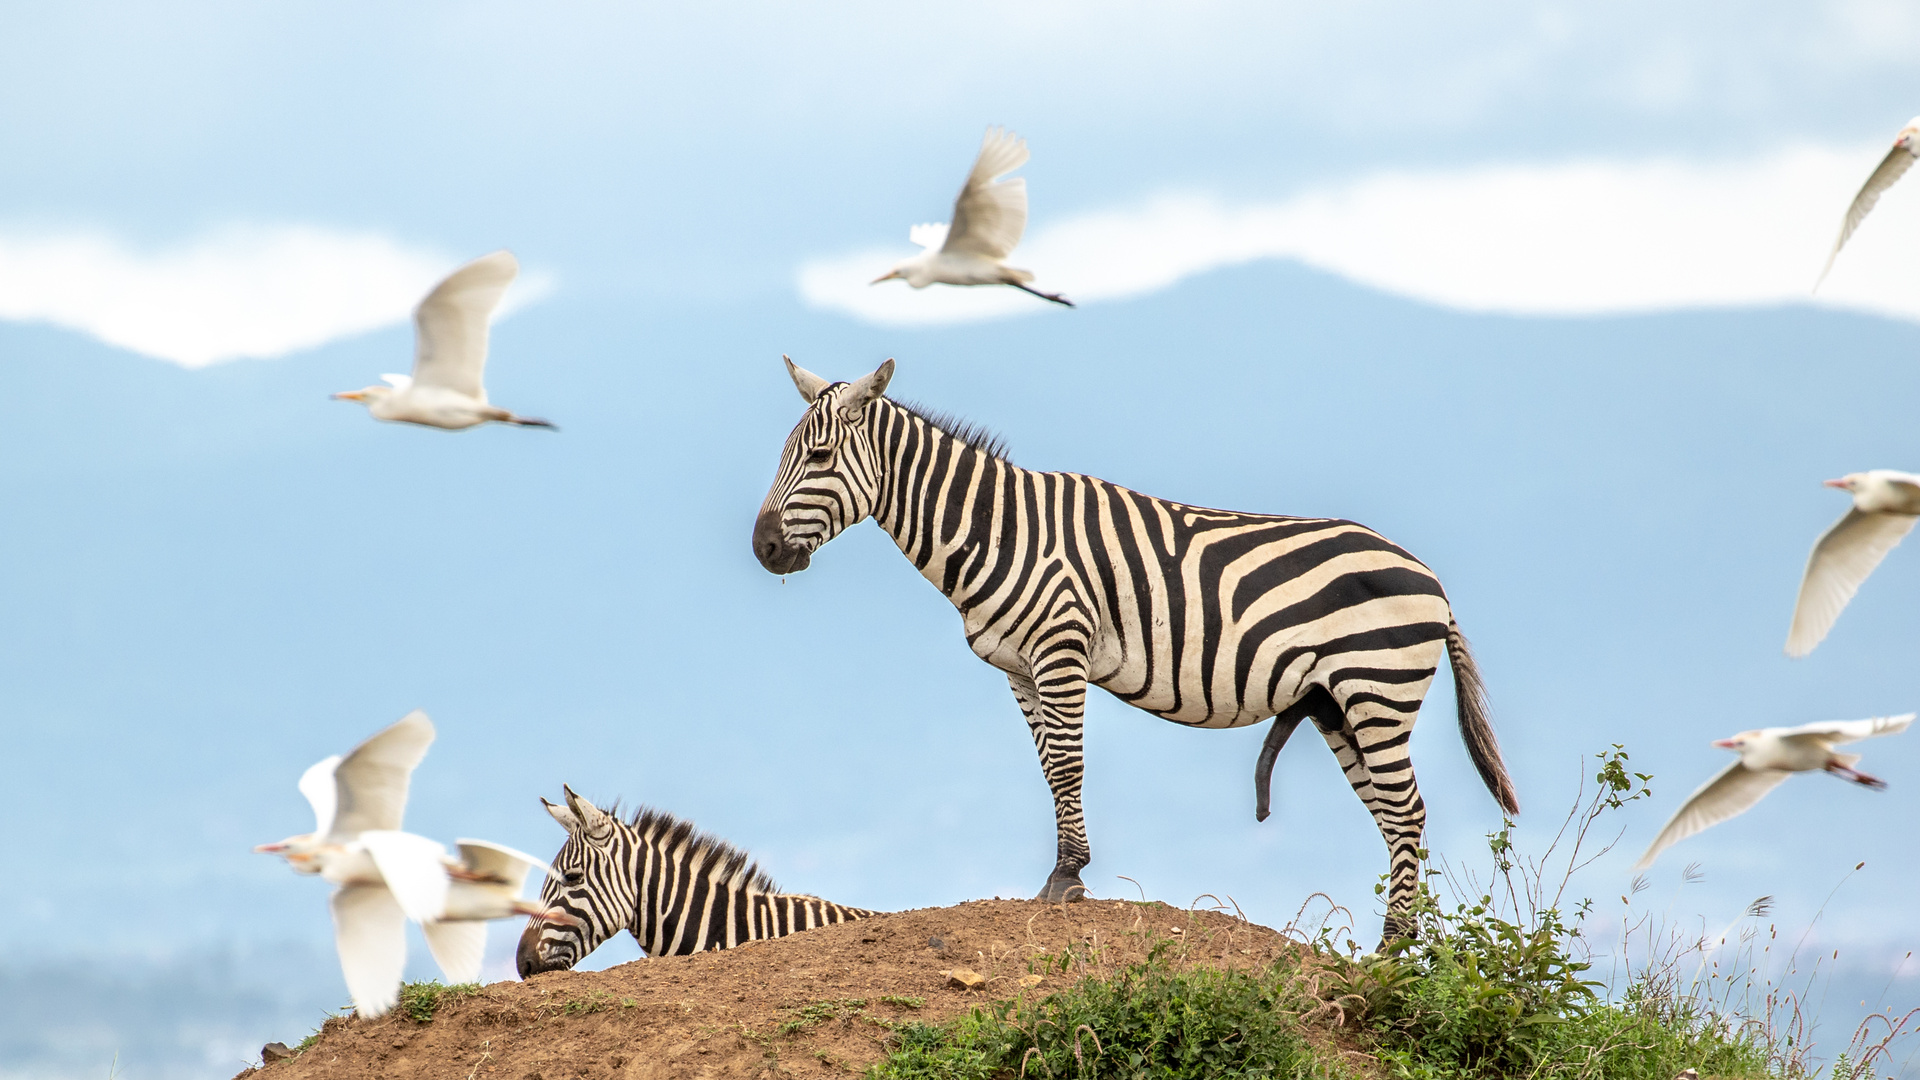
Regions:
[[4, 3, 1920, 1076]]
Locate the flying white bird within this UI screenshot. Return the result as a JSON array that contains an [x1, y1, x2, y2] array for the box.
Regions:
[[362, 832, 577, 985], [1635, 714, 1912, 869], [333, 250, 555, 430], [1785, 470, 1920, 657], [871, 127, 1072, 307], [254, 710, 436, 1017], [1816, 117, 1920, 290]]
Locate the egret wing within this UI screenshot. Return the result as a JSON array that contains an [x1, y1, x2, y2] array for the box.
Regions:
[[422, 920, 488, 985], [943, 128, 1030, 260], [361, 830, 452, 923], [298, 755, 343, 837], [329, 710, 436, 840], [1773, 712, 1916, 745], [908, 222, 950, 251], [455, 838, 558, 893], [1785, 510, 1918, 658], [330, 884, 407, 1018], [1818, 144, 1918, 289], [412, 251, 518, 398], [1634, 762, 1789, 870]]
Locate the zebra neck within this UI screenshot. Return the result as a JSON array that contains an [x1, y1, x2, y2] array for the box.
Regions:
[[631, 877, 866, 955], [868, 400, 1022, 606]]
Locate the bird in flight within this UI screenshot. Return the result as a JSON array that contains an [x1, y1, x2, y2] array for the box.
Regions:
[[254, 711, 438, 1017], [1785, 470, 1920, 658], [871, 127, 1072, 307], [1635, 714, 1913, 870], [334, 250, 556, 430], [255, 711, 577, 1013], [1815, 117, 1920, 290]]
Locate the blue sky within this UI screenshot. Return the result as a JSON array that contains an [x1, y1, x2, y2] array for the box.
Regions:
[[6, 3, 1920, 1076]]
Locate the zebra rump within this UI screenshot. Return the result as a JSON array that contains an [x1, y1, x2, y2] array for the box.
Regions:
[[516, 785, 875, 976]]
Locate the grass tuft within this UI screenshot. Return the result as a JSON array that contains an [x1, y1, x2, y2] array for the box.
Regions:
[[397, 980, 482, 1023]]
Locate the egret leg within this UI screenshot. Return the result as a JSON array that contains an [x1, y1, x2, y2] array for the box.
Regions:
[[1827, 762, 1888, 789], [1010, 282, 1075, 307]]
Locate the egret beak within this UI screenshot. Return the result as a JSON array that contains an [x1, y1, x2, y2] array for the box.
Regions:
[[1711, 738, 1739, 749], [871, 270, 900, 285], [1823, 478, 1850, 490], [253, 841, 289, 854], [332, 390, 367, 401]]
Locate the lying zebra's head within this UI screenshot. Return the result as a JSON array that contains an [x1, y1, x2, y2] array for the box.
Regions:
[[753, 356, 895, 575], [516, 785, 630, 977]]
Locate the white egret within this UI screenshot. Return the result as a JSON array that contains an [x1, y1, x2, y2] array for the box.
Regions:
[[1635, 714, 1912, 869], [872, 127, 1072, 307], [1816, 117, 1920, 290], [254, 711, 436, 1017], [1785, 470, 1920, 657], [333, 250, 555, 430]]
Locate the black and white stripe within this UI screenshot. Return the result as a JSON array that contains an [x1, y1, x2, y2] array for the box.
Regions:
[[515, 785, 873, 976], [751, 358, 1519, 936]]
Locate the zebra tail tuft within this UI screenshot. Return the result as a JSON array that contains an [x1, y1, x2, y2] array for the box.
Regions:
[[1447, 618, 1519, 815]]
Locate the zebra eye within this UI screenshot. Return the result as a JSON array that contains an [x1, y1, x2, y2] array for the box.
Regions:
[[805, 446, 833, 465], [564, 872, 584, 887]]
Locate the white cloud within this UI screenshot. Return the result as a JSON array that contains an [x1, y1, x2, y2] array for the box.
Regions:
[[0, 226, 552, 368], [798, 143, 1920, 327]]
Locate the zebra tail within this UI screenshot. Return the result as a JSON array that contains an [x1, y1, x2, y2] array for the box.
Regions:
[[1447, 618, 1519, 815]]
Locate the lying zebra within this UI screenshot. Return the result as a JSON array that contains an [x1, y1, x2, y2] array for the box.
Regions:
[[516, 786, 875, 976]]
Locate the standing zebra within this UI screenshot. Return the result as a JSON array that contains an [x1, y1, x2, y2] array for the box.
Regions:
[[516, 786, 874, 976], [750, 358, 1519, 937]]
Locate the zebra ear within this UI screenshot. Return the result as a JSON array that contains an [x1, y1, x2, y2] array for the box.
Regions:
[[562, 784, 615, 842], [838, 358, 894, 419], [785, 355, 831, 404], [543, 796, 579, 832]]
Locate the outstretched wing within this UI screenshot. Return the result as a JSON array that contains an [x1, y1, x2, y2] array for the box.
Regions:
[[361, 829, 452, 923], [330, 885, 407, 1018], [412, 251, 518, 398], [908, 222, 950, 251], [1774, 713, 1916, 745], [329, 710, 436, 840], [1635, 762, 1789, 870], [943, 128, 1030, 260], [1817, 141, 1918, 289], [1785, 510, 1918, 658], [298, 755, 343, 837], [455, 838, 558, 894], [422, 921, 487, 986]]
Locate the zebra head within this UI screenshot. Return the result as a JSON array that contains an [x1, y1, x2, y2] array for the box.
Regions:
[[515, 785, 631, 977], [753, 356, 895, 575]]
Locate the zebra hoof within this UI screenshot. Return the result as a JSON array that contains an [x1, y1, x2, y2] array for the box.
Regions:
[[1035, 874, 1087, 903]]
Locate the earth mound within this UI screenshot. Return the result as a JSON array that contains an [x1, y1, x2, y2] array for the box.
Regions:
[[240, 897, 1304, 1079]]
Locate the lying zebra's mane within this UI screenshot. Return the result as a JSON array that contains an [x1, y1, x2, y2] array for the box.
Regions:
[[611, 801, 782, 895], [891, 398, 1011, 462]]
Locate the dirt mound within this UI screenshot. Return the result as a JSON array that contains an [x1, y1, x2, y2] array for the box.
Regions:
[[241, 897, 1303, 1079]]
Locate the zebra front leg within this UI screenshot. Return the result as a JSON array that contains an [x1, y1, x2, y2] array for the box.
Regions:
[[1005, 667, 1091, 903]]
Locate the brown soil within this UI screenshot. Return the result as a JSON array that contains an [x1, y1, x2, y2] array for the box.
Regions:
[[241, 897, 1324, 1080]]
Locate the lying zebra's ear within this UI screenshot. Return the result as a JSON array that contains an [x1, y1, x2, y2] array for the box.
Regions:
[[838, 359, 894, 420], [785, 355, 831, 404], [542, 796, 579, 832], [562, 783, 615, 842]]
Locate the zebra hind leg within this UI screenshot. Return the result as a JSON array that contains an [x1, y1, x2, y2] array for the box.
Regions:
[[1310, 705, 1428, 949]]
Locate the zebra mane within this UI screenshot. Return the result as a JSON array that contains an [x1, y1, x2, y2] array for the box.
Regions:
[[890, 398, 1011, 462], [618, 803, 782, 895]]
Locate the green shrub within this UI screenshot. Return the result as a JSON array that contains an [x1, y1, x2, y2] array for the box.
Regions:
[[871, 946, 1321, 1079]]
